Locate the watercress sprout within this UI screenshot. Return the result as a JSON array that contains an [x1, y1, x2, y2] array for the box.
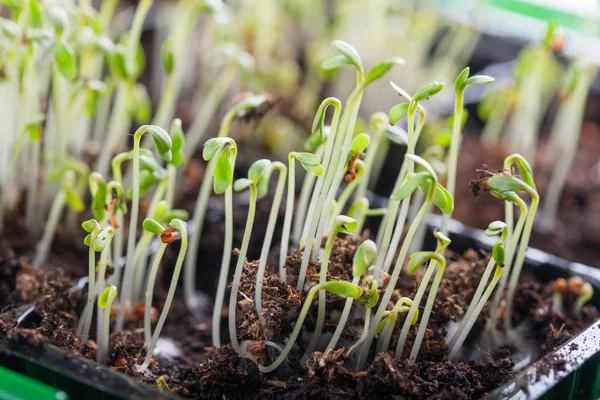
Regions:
[[279, 151, 324, 282], [257, 280, 363, 373], [228, 159, 270, 351], [448, 221, 507, 359], [326, 239, 377, 351], [97, 285, 117, 364], [442, 67, 494, 236], [138, 219, 187, 372]]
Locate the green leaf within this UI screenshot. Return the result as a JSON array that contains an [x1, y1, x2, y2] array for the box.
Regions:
[[353, 239, 377, 277], [321, 54, 352, 71], [162, 39, 175, 76], [413, 81, 444, 102], [389, 103, 409, 125], [82, 219, 99, 233], [433, 231, 451, 248], [109, 45, 129, 81], [248, 159, 271, 183], [98, 286, 117, 309], [92, 180, 107, 221], [431, 183, 454, 214], [203, 138, 222, 161], [322, 281, 362, 299], [143, 218, 164, 234], [84, 233, 91, 247], [94, 227, 113, 252], [214, 148, 233, 194], [156, 376, 169, 392], [351, 133, 370, 155], [489, 175, 531, 195], [376, 315, 394, 334], [127, 170, 160, 199], [302, 163, 324, 176], [25, 123, 41, 141], [406, 154, 437, 181], [151, 201, 168, 222], [505, 155, 536, 190], [139, 151, 167, 180], [51, 40, 77, 80], [365, 282, 380, 308], [29, 0, 43, 28], [162, 209, 189, 223], [145, 125, 172, 162], [294, 152, 320, 166], [233, 178, 252, 192], [304, 131, 326, 152], [485, 221, 507, 237], [331, 40, 362, 71], [335, 215, 357, 234], [408, 251, 444, 275], [454, 67, 470, 93], [465, 75, 495, 86], [390, 172, 430, 201], [64, 187, 84, 212], [492, 241, 505, 266], [434, 132, 451, 148], [170, 119, 185, 167], [364, 57, 405, 85]]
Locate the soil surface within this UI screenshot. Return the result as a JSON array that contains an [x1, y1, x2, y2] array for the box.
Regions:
[[1, 235, 597, 399]]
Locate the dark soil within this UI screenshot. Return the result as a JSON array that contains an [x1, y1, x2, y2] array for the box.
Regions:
[[1, 235, 597, 400], [451, 124, 600, 267]]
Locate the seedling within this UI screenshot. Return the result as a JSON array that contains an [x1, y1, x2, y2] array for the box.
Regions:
[[441, 67, 494, 236], [304, 215, 357, 356], [97, 285, 117, 364], [256, 280, 363, 373], [280, 151, 324, 282], [569, 277, 594, 315], [394, 231, 450, 362], [552, 278, 567, 313], [358, 154, 453, 368], [255, 161, 287, 326], [185, 97, 266, 317], [138, 219, 187, 372], [117, 125, 172, 330], [374, 297, 418, 356], [228, 159, 271, 351], [326, 239, 377, 351], [448, 222, 506, 359]]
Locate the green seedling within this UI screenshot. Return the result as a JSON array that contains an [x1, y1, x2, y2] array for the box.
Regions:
[[138, 219, 187, 372], [97, 285, 117, 364], [257, 280, 363, 373], [326, 239, 377, 351]]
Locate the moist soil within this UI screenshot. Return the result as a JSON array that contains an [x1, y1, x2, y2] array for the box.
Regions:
[[1, 234, 597, 400], [450, 123, 600, 267]]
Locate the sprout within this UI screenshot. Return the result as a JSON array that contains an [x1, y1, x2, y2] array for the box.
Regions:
[[97, 285, 117, 364], [76, 218, 101, 340], [297, 42, 402, 299], [279, 151, 324, 283], [117, 125, 172, 331], [570, 277, 594, 315], [442, 67, 494, 236], [374, 297, 418, 357], [552, 278, 567, 313], [255, 161, 287, 326], [94, 227, 115, 345], [257, 280, 363, 373], [156, 376, 169, 392], [228, 159, 270, 351], [304, 215, 357, 356], [138, 219, 188, 372], [376, 81, 443, 274], [33, 170, 84, 268], [394, 231, 450, 362], [326, 240, 377, 351], [448, 222, 507, 359], [165, 118, 185, 210], [357, 155, 453, 369], [185, 137, 237, 347]]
